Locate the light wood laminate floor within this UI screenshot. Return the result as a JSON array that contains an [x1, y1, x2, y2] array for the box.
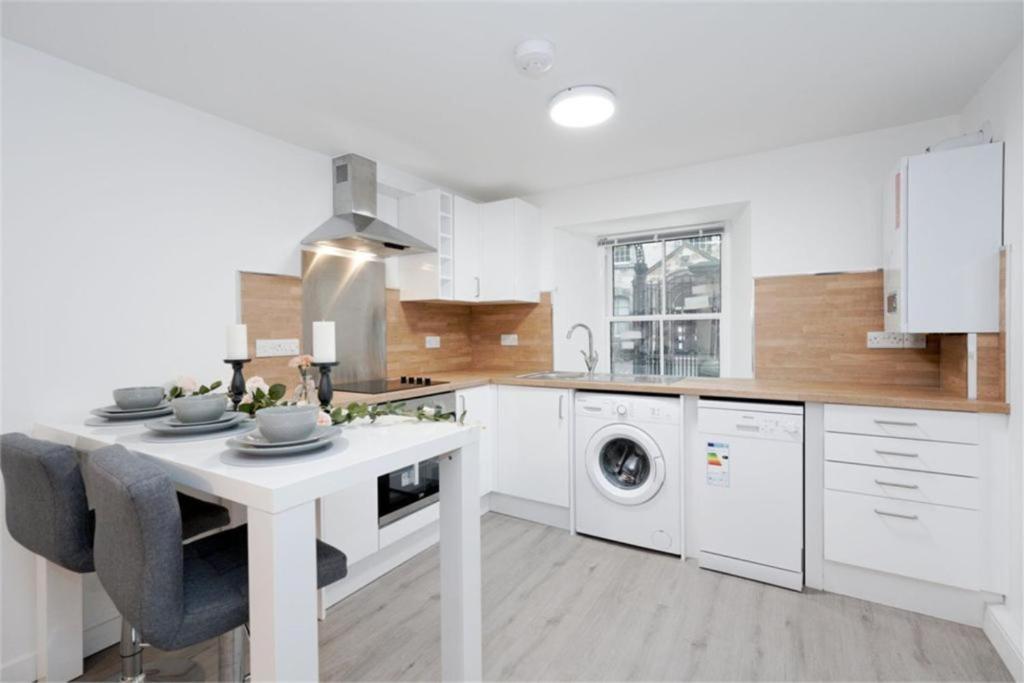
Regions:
[[78, 513, 1011, 681]]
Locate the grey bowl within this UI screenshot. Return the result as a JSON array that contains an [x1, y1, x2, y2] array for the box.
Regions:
[[113, 386, 166, 410], [256, 405, 320, 444], [171, 393, 228, 424]]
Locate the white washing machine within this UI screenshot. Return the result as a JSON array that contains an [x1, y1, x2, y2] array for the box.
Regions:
[[574, 392, 682, 555]]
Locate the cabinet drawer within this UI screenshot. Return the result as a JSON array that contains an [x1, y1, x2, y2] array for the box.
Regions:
[[824, 490, 980, 590], [825, 404, 978, 444], [825, 461, 980, 510], [824, 432, 980, 477]]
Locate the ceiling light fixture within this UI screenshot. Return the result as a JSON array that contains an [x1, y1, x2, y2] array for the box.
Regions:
[[549, 86, 616, 128]]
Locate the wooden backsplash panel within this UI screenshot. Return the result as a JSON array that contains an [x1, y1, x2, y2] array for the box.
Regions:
[[755, 271, 942, 386], [240, 278, 554, 384], [239, 272, 302, 391], [470, 293, 553, 373], [386, 290, 553, 375], [386, 289, 474, 376]]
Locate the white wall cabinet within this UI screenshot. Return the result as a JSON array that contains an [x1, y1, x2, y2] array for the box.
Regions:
[[480, 198, 541, 303], [398, 192, 540, 303], [457, 385, 496, 495], [397, 189, 455, 301], [883, 142, 1003, 333], [495, 385, 571, 507]]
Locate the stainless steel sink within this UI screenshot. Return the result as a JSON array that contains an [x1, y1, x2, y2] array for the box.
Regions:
[[517, 371, 588, 380]]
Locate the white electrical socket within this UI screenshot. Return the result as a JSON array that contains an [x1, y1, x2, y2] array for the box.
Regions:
[[425, 335, 441, 349], [255, 338, 300, 357], [501, 334, 519, 346], [866, 332, 927, 349]]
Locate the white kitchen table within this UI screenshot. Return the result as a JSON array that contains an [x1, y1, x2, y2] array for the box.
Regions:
[[33, 414, 481, 682]]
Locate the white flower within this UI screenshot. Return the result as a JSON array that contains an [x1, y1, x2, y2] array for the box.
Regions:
[[176, 375, 199, 395], [316, 411, 332, 426], [245, 376, 270, 396], [420, 405, 436, 417]]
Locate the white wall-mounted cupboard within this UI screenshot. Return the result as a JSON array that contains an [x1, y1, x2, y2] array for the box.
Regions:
[[494, 385, 571, 507], [397, 191, 540, 303], [883, 142, 1004, 333], [479, 198, 541, 303], [397, 189, 456, 301]]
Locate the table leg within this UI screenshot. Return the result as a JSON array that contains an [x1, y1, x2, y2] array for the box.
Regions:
[[35, 556, 83, 682], [247, 501, 319, 682], [438, 440, 482, 681]]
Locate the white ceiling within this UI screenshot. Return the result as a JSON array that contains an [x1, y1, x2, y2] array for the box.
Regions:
[[4, 2, 1021, 200]]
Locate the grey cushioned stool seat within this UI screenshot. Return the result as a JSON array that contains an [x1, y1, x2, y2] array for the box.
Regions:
[[0, 433, 230, 561], [85, 444, 348, 653]]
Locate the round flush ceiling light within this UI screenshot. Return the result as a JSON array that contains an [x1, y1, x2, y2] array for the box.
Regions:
[[549, 86, 616, 128]]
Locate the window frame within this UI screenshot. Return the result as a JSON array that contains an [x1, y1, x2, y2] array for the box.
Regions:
[[603, 224, 729, 377]]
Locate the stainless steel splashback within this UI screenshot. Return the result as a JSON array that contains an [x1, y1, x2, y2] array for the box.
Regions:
[[301, 249, 386, 385]]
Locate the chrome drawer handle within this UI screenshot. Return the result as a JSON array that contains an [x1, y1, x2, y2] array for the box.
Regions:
[[874, 509, 918, 520], [874, 479, 919, 490], [874, 449, 919, 458], [874, 419, 918, 427]]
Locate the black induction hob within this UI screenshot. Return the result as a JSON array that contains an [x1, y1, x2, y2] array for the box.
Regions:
[[334, 376, 449, 395]]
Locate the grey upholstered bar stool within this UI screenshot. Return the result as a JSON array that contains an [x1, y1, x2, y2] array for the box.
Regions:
[[85, 444, 348, 682], [0, 432, 231, 681]]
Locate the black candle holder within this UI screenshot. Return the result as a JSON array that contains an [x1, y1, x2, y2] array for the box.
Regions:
[[223, 358, 251, 412], [315, 362, 338, 411]]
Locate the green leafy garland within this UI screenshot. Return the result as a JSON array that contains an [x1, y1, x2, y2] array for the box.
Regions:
[[168, 379, 222, 400], [236, 382, 467, 425]]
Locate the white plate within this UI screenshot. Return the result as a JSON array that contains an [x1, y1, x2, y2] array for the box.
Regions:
[[234, 424, 339, 448]]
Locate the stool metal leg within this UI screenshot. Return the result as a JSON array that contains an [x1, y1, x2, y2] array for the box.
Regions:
[[218, 626, 246, 683], [119, 620, 144, 683]]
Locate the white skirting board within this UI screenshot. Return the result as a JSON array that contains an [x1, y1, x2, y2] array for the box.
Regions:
[[984, 604, 1023, 681], [823, 560, 1001, 627], [488, 492, 570, 530]]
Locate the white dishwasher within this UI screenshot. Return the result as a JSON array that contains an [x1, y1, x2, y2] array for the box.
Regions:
[[697, 399, 804, 591]]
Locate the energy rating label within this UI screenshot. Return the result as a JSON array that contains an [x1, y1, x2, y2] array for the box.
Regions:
[[706, 442, 730, 487]]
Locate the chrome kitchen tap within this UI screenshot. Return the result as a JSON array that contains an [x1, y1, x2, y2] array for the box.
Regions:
[[567, 323, 599, 375]]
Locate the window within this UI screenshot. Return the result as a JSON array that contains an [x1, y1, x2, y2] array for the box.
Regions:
[[605, 228, 723, 377]]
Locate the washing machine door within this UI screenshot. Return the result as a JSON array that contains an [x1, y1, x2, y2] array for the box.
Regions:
[[585, 424, 666, 506]]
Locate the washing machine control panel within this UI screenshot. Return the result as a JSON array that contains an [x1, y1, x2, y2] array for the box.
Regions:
[[576, 394, 680, 424]]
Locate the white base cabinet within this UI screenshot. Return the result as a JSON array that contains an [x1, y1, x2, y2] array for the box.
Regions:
[[495, 385, 571, 507], [457, 385, 496, 495], [823, 404, 996, 593]]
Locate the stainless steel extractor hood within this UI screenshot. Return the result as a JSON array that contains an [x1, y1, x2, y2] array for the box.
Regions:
[[301, 153, 433, 257]]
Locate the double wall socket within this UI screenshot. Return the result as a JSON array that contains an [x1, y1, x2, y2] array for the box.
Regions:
[[255, 338, 301, 357], [866, 331, 927, 349], [501, 334, 519, 346]]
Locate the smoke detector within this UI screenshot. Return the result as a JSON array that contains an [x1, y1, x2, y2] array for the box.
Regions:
[[514, 39, 555, 77]]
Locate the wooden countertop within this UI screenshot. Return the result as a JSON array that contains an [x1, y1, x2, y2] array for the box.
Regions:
[[335, 370, 1010, 414]]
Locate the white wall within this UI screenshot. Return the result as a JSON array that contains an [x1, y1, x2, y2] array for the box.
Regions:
[[530, 115, 961, 376], [959, 41, 1023, 645], [0, 40, 336, 676]]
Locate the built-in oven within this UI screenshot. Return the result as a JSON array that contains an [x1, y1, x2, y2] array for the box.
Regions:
[[377, 391, 455, 528]]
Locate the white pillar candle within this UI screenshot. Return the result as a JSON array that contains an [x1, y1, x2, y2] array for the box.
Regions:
[[226, 324, 248, 360], [312, 321, 336, 363]]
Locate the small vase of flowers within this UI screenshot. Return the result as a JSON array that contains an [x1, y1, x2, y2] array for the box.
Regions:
[[288, 354, 317, 404]]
